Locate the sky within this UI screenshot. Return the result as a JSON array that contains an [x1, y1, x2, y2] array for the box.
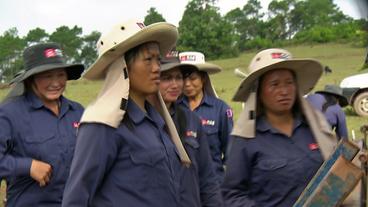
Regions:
[[0, 0, 367, 37]]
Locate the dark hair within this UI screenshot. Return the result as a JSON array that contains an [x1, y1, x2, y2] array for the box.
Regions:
[[124, 41, 159, 69], [257, 69, 300, 116], [321, 93, 338, 112]]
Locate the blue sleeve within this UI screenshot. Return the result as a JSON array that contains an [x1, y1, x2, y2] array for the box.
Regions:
[[197, 124, 224, 207], [62, 123, 120, 207], [222, 137, 256, 207], [0, 107, 32, 178], [219, 102, 233, 162], [335, 107, 348, 139]]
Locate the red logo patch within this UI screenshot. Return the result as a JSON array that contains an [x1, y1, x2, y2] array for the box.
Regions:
[[226, 109, 233, 118], [271, 52, 289, 59], [44, 48, 62, 58], [73, 122, 80, 128], [309, 143, 319, 150]]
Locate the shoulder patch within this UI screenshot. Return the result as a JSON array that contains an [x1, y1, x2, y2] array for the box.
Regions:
[[226, 108, 233, 118]]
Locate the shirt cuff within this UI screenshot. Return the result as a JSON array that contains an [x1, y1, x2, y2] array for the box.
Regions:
[[15, 157, 32, 176]]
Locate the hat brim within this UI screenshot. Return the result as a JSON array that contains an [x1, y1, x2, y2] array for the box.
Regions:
[[316, 91, 349, 107], [179, 62, 222, 75], [12, 63, 84, 83], [161, 63, 197, 72], [84, 22, 178, 80], [233, 59, 323, 102]]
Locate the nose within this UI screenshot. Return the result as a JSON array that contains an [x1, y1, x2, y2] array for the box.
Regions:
[[152, 59, 160, 73]]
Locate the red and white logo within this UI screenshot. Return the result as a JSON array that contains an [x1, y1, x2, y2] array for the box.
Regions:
[[308, 143, 319, 150], [180, 55, 196, 62], [201, 119, 215, 126], [44, 48, 62, 58], [271, 52, 289, 60], [186, 130, 197, 138], [136, 22, 146, 29]]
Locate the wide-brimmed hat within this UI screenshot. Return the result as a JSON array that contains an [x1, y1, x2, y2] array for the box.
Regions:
[[316, 84, 348, 107], [83, 20, 178, 80], [12, 43, 84, 83], [233, 48, 323, 102], [160, 50, 197, 72], [178, 51, 222, 74]]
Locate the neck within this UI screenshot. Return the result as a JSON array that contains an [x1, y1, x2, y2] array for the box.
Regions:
[[265, 110, 294, 137], [129, 90, 147, 113], [188, 91, 203, 111]]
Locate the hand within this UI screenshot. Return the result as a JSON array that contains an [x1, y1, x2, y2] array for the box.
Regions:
[[30, 159, 52, 187]]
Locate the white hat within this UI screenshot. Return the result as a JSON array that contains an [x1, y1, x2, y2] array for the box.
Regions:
[[233, 48, 323, 102], [179, 51, 222, 74], [84, 20, 178, 80]]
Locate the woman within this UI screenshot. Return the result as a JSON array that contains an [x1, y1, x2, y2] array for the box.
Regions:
[[62, 20, 191, 206], [0, 43, 84, 206], [222, 48, 337, 206], [177, 51, 233, 185], [306, 84, 349, 139], [154, 52, 223, 207]]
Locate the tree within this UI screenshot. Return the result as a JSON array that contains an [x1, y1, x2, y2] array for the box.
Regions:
[[144, 7, 166, 25], [76, 31, 101, 68], [178, 0, 238, 59], [25, 28, 49, 45], [49, 25, 83, 62], [0, 28, 26, 82]]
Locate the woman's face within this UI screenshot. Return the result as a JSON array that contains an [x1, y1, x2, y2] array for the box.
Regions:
[[259, 69, 297, 115], [32, 68, 67, 103], [183, 71, 204, 99], [128, 43, 161, 97], [160, 67, 183, 104]]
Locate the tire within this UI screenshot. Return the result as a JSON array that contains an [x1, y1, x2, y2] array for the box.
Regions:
[[353, 91, 368, 117]]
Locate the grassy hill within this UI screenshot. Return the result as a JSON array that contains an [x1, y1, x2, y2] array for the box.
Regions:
[[0, 43, 367, 139]]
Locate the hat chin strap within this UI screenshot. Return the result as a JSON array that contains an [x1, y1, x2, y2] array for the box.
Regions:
[[155, 91, 191, 166], [81, 58, 129, 128]]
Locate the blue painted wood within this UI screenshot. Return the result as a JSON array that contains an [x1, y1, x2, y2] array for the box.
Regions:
[[293, 139, 360, 207]]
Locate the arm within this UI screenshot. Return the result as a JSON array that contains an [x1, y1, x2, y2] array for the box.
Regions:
[[0, 108, 32, 179], [219, 103, 233, 163], [62, 123, 120, 207], [221, 137, 256, 207], [335, 107, 348, 139]]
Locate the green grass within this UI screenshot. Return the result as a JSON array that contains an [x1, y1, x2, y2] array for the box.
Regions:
[[0, 43, 366, 205]]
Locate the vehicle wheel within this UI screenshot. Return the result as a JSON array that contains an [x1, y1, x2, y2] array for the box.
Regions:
[[353, 92, 368, 117]]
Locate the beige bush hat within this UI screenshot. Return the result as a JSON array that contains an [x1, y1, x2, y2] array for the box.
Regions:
[[160, 50, 197, 72], [179, 51, 222, 74], [233, 48, 323, 102], [84, 20, 178, 80]]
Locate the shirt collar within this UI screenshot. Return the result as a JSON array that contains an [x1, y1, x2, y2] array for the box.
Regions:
[[178, 92, 214, 108], [25, 91, 75, 112], [127, 99, 165, 128], [256, 113, 305, 134]]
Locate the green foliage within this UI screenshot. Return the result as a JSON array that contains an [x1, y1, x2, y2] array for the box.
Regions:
[[49, 26, 83, 62], [144, 7, 166, 25], [25, 28, 48, 44], [178, 0, 238, 59], [76, 31, 101, 68]]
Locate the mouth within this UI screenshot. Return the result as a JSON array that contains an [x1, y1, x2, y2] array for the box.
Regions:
[[278, 98, 292, 105]]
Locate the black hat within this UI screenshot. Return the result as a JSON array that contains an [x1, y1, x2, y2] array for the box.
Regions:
[[316, 84, 349, 107], [12, 43, 84, 83]]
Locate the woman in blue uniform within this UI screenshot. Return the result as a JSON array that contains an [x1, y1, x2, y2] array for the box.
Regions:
[[306, 84, 349, 139], [177, 51, 233, 185], [62, 20, 192, 207], [155, 52, 223, 207], [222, 48, 338, 207], [0, 43, 84, 206]]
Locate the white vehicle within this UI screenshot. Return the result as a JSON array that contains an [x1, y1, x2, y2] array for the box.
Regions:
[[340, 72, 368, 117]]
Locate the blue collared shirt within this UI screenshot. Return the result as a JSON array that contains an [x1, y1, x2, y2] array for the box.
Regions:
[[0, 92, 84, 206], [62, 100, 183, 207], [222, 115, 323, 207], [170, 104, 223, 207], [177, 93, 233, 184], [306, 93, 348, 139]]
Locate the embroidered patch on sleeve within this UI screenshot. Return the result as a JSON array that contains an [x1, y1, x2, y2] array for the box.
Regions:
[[226, 108, 233, 118]]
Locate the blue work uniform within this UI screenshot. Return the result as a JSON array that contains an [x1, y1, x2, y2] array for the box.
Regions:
[[62, 100, 183, 207], [306, 93, 348, 139], [0, 92, 84, 206], [178, 93, 233, 184], [171, 104, 223, 207], [222, 115, 324, 207]]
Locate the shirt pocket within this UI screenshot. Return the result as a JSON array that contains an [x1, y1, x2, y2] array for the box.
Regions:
[[23, 134, 59, 165], [184, 137, 200, 149], [129, 149, 169, 188], [256, 159, 288, 171]]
